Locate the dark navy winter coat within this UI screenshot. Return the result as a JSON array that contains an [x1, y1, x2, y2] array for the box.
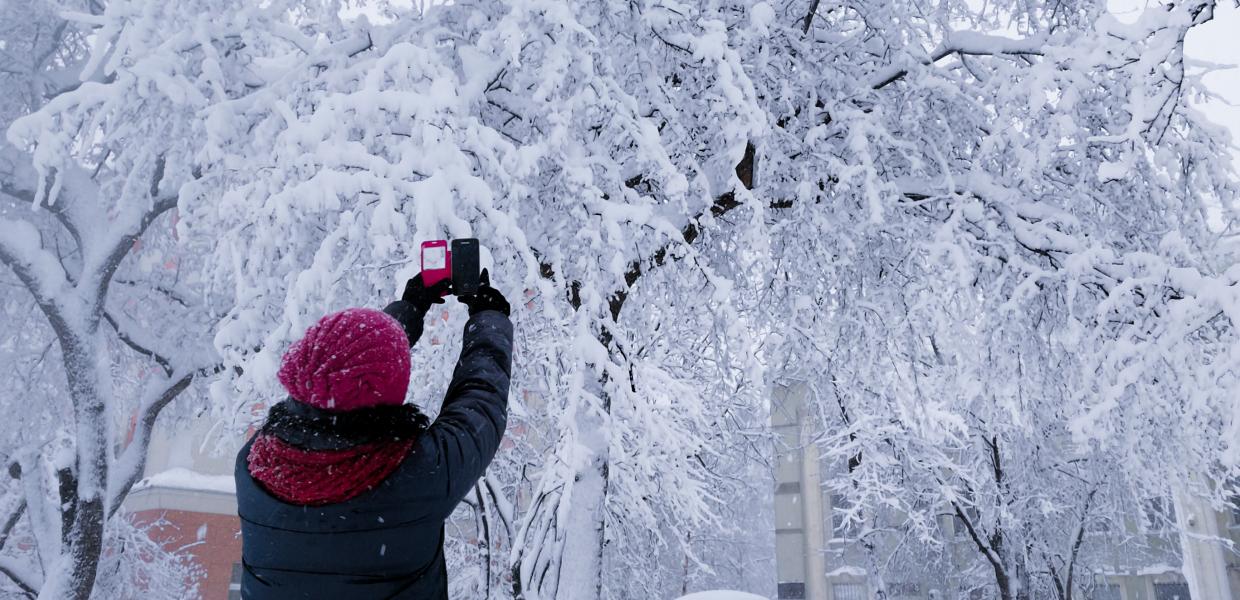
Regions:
[[235, 308, 513, 599]]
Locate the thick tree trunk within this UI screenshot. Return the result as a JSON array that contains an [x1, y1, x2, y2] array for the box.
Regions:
[[46, 332, 109, 600], [557, 390, 610, 599], [62, 498, 104, 600], [593, 455, 610, 599]]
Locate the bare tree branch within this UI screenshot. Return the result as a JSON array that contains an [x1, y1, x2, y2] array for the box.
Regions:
[[0, 501, 25, 554], [0, 557, 38, 598], [0, 459, 25, 554], [88, 197, 176, 315], [103, 310, 172, 375], [801, 0, 822, 34], [0, 218, 74, 343], [2, 156, 85, 253], [111, 278, 191, 308], [106, 370, 195, 519], [532, 142, 758, 323]]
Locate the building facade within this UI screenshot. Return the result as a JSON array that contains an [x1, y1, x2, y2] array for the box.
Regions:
[[772, 383, 1240, 600], [123, 411, 245, 600]]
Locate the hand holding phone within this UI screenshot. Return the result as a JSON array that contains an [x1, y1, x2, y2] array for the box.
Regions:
[[401, 273, 451, 311], [420, 240, 451, 296], [457, 269, 510, 316]]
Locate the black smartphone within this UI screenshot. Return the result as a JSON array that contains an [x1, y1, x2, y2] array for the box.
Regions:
[[451, 238, 481, 295]]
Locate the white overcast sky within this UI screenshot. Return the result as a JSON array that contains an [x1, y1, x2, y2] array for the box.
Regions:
[[1189, 3, 1240, 171], [1114, 0, 1240, 170]]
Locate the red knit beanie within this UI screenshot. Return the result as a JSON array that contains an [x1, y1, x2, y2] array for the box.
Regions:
[[277, 308, 410, 411]]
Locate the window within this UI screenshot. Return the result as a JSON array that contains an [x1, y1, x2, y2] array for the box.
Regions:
[[1085, 516, 1112, 535], [888, 581, 922, 599], [1088, 584, 1121, 600], [955, 506, 981, 539], [1142, 497, 1176, 531], [1153, 582, 1191, 600], [832, 582, 867, 600], [777, 582, 806, 600], [228, 562, 242, 600]]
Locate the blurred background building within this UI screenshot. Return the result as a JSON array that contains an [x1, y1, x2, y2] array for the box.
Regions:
[[771, 383, 1240, 600], [123, 412, 244, 600]]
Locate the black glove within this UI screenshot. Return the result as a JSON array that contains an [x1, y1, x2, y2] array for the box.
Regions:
[[385, 273, 451, 346], [458, 269, 511, 317], [402, 273, 452, 313]]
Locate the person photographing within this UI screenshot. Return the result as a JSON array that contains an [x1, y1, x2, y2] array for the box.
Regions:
[[234, 253, 513, 599]]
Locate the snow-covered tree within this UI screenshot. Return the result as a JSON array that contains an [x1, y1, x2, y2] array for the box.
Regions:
[[0, 1, 222, 597], [5, 0, 768, 596], [178, 1, 771, 596], [5, 0, 1238, 599], [758, 0, 1240, 598]]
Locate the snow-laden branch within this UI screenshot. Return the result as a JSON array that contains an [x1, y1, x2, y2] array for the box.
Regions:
[[0, 217, 73, 333], [216, 29, 376, 111], [870, 30, 1047, 89], [898, 172, 1240, 313], [949, 500, 1005, 577], [17, 447, 64, 581], [82, 182, 178, 313], [483, 475, 514, 540], [532, 143, 757, 323], [0, 501, 25, 552], [0, 143, 96, 254], [102, 310, 173, 375], [105, 369, 196, 519], [610, 143, 756, 322], [0, 468, 26, 553], [0, 181, 84, 254], [1059, 487, 1098, 597], [0, 555, 39, 598], [56, 10, 108, 27], [1, 144, 171, 324]]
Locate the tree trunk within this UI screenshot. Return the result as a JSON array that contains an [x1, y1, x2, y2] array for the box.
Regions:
[[557, 389, 610, 599], [48, 332, 109, 600], [62, 497, 105, 600]]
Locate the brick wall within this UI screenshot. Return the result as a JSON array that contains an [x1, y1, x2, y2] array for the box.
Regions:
[[132, 510, 241, 600]]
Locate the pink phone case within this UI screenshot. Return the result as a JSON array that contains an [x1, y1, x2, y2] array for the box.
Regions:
[[421, 240, 452, 294]]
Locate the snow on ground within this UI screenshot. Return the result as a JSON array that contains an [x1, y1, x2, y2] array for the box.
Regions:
[[132, 467, 236, 494], [675, 591, 768, 600]]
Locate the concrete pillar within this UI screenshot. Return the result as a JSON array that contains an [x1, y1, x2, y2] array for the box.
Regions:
[[1172, 487, 1236, 600], [801, 421, 827, 600], [772, 382, 829, 600]]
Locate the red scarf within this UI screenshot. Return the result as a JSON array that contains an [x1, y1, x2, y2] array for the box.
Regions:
[[245, 400, 427, 506], [248, 433, 415, 506]]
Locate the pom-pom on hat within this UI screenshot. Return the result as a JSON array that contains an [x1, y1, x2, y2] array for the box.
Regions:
[[277, 308, 410, 412]]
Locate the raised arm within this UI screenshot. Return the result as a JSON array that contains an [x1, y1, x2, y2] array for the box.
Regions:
[[383, 273, 450, 347], [425, 273, 513, 510]]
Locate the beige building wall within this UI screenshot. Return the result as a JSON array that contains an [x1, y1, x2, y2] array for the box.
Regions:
[[773, 382, 820, 600], [770, 381, 1239, 600]]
